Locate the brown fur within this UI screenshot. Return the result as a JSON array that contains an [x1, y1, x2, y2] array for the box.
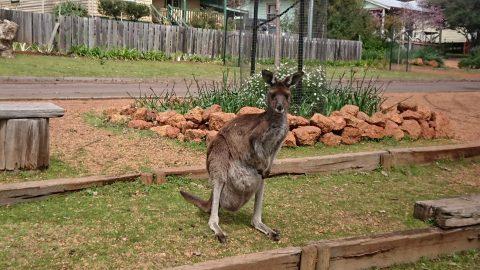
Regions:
[[180, 70, 304, 242]]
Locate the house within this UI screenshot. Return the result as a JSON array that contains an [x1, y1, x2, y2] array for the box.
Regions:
[[363, 0, 467, 44], [0, 0, 150, 17], [237, 0, 295, 21]]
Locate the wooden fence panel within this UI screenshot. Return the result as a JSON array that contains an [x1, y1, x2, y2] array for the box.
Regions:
[[1, 9, 362, 60]]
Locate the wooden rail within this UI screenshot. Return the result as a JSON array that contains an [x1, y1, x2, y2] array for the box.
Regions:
[[170, 226, 480, 270]]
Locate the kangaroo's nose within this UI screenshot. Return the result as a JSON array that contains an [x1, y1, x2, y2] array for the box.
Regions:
[[276, 104, 284, 112]]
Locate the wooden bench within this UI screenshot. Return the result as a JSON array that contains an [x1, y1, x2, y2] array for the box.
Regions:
[[0, 102, 64, 171]]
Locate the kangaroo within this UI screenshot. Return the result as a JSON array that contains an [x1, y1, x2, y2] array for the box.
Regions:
[[180, 69, 304, 243]]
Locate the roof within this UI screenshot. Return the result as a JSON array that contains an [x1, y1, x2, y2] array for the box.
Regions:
[[365, 0, 424, 11]]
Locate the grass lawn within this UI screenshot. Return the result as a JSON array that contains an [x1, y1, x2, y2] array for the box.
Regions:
[[0, 158, 479, 268], [0, 54, 237, 79], [2, 54, 479, 81]]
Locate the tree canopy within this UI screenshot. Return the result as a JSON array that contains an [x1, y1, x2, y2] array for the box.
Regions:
[[327, 0, 376, 41], [430, 0, 480, 46]]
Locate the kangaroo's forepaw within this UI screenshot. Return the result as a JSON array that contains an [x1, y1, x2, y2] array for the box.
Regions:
[[269, 229, 281, 241], [216, 233, 227, 244]]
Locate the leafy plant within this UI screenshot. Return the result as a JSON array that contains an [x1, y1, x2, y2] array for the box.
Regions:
[[53, 1, 88, 17], [413, 46, 444, 66], [130, 64, 385, 118], [12, 42, 30, 52], [98, 0, 125, 19], [124, 1, 150, 21], [459, 47, 480, 69]]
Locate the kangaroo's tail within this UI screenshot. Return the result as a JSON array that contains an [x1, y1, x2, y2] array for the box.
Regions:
[[180, 190, 212, 213]]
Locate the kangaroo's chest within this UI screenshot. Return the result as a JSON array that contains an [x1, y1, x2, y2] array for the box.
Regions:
[[260, 121, 288, 154]]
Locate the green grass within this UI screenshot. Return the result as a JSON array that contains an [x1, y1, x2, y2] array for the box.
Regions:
[[2, 54, 479, 81], [0, 158, 479, 268], [0, 156, 86, 183], [0, 54, 237, 79]]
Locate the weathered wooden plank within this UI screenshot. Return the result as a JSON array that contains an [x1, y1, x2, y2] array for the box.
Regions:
[[158, 151, 385, 182], [381, 143, 480, 168], [170, 247, 301, 270], [0, 173, 141, 205], [0, 102, 64, 119], [414, 194, 480, 228], [3, 119, 48, 170], [0, 120, 6, 170], [300, 245, 317, 270], [313, 226, 480, 270]]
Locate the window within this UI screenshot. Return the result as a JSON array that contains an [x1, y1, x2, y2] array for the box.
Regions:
[[266, 3, 276, 21], [11, 0, 20, 3]]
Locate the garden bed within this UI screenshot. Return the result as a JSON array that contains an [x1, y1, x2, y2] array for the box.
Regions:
[[0, 158, 479, 268]]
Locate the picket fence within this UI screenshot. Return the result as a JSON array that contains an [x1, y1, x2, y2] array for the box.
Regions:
[[0, 9, 362, 61]]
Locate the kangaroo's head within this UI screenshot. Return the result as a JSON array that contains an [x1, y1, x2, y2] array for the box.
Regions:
[[261, 70, 304, 114]]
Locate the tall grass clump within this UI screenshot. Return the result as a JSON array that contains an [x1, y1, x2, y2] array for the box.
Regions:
[[131, 64, 385, 117]]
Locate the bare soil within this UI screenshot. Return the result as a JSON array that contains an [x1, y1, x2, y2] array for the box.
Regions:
[[49, 100, 205, 176], [44, 93, 480, 176]]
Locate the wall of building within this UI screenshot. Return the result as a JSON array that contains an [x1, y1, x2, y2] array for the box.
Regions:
[[0, 0, 152, 17], [238, 0, 295, 20]]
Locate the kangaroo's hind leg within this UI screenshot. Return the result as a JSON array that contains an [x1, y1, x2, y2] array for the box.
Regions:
[[209, 180, 227, 243], [251, 179, 280, 241]]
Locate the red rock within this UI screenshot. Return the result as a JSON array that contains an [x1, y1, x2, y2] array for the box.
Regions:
[[145, 110, 157, 122], [384, 120, 404, 141], [310, 113, 334, 133], [128, 119, 153, 130], [177, 133, 185, 142], [400, 110, 422, 120], [133, 107, 148, 120], [380, 103, 398, 113], [398, 100, 417, 112], [320, 132, 342, 146], [283, 131, 297, 147], [178, 121, 199, 133], [150, 125, 180, 139], [419, 119, 435, 139], [206, 130, 218, 146], [184, 107, 204, 124], [209, 112, 236, 130], [330, 115, 346, 131], [400, 119, 422, 139], [292, 126, 321, 146], [366, 112, 386, 127], [356, 111, 370, 122], [427, 60, 439, 68], [156, 111, 177, 125], [340, 104, 360, 116], [237, 106, 265, 116], [416, 105, 432, 120], [109, 114, 130, 124], [362, 124, 385, 139], [120, 105, 136, 115], [341, 127, 362, 145], [330, 111, 343, 117], [288, 114, 310, 129], [385, 112, 403, 124], [185, 129, 207, 142], [431, 111, 453, 138], [343, 113, 364, 128], [203, 104, 222, 121], [165, 113, 187, 128]]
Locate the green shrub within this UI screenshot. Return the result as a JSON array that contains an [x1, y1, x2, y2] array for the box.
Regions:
[[98, 0, 125, 19], [459, 48, 480, 69], [413, 46, 444, 66], [53, 1, 88, 17], [124, 1, 150, 21], [70, 45, 170, 61]]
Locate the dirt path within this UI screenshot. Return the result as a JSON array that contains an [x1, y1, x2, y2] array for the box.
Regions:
[[49, 100, 205, 176], [45, 93, 480, 176], [383, 92, 480, 141]]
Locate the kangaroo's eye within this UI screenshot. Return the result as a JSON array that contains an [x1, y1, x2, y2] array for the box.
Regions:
[[270, 93, 276, 98]]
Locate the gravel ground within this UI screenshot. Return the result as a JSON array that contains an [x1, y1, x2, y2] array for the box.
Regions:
[[44, 92, 480, 176]]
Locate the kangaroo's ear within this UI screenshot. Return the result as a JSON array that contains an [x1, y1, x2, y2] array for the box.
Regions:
[[283, 71, 304, 87], [261, 70, 275, 86]]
